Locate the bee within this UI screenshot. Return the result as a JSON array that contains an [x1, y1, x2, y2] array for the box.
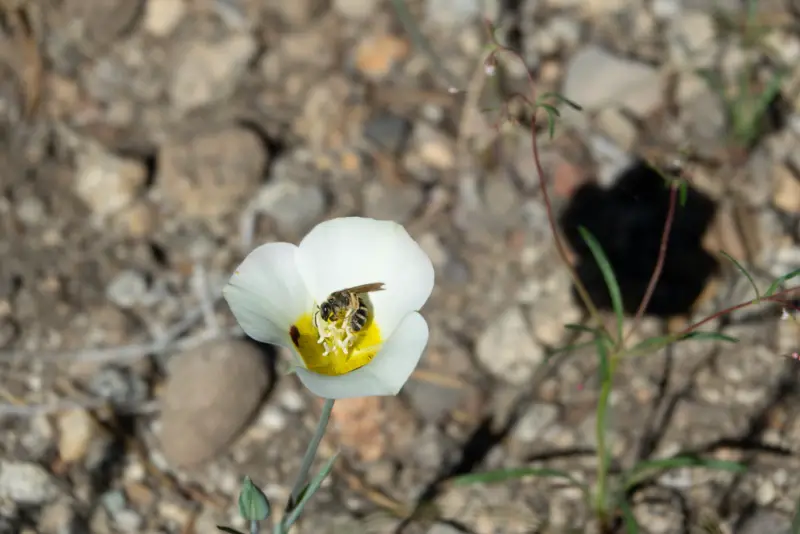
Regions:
[[317, 282, 385, 335]]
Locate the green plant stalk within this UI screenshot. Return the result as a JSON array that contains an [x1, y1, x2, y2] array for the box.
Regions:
[[251, 520, 259, 534], [594, 356, 617, 526], [286, 398, 335, 512]]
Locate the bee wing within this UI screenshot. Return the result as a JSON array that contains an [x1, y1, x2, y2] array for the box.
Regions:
[[341, 282, 386, 294]]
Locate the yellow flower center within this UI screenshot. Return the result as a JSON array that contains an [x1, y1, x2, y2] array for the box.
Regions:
[[289, 308, 383, 377]]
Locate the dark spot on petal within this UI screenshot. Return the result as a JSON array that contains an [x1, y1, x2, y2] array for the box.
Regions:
[[289, 325, 300, 348]]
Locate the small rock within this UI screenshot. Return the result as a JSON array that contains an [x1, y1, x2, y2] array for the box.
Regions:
[[679, 90, 727, 159], [587, 134, 634, 187], [563, 45, 663, 117], [277, 388, 306, 413], [425, 0, 486, 26], [39, 500, 85, 534], [738, 510, 790, 534], [106, 270, 148, 309], [159, 340, 271, 468], [279, 0, 329, 24], [512, 403, 559, 442], [0, 461, 60, 504], [652, 0, 681, 18], [363, 113, 412, 154], [143, 0, 186, 36], [111, 509, 142, 533], [57, 409, 99, 465], [251, 181, 326, 234], [417, 233, 449, 268], [355, 34, 409, 80], [333, 0, 379, 19], [772, 164, 800, 214], [114, 200, 157, 238], [427, 524, 463, 534], [595, 108, 637, 151], [158, 126, 267, 218], [170, 35, 257, 112], [476, 307, 544, 385], [16, 196, 46, 226], [404, 380, 466, 423], [413, 123, 455, 172], [667, 11, 717, 67], [88, 365, 149, 407], [74, 146, 147, 218], [363, 181, 423, 223]]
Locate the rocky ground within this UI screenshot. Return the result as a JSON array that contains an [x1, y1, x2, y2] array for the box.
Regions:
[[1, 0, 800, 533]]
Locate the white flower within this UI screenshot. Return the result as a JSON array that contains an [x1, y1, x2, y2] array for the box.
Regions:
[[223, 217, 435, 400]]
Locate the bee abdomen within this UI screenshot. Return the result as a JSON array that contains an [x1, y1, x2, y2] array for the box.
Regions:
[[349, 298, 370, 332]]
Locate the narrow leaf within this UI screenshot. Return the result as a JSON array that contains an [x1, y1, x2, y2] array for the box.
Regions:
[[216, 527, 245, 534], [618, 497, 640, 534], [578, 227, 624, 344], [537, 102, 561, 117], [538, 91, 583, 111], [719, 251, 760, 300], [453, 467, 587, 490], [625, 455, 745, 490], [764, 268, 800, 297], [283, 453, 339, 528], [564, 323, 612, 342]]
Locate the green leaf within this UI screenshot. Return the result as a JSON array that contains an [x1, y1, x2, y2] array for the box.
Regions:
[[578, 227, 624, 344], [764, 268, 800, 297], [719, 251, 760, 300], [283, 453, 339, 528], [618, 497, 639, 534], [628, 334, 674, 355], [678, 181, 688, 207], [216, 527, 245, 534], [624, 455, 746, 490], [453, 467, 587, 491], [750, 70, 784, 131], [538, 91, 583, 111], [537, 103, 559, 139], [238, 476, 270, 521]]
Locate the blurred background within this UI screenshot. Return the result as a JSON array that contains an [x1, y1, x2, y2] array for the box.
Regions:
[[1, 0, 800, 532]]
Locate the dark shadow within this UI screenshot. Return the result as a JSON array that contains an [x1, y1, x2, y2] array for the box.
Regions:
[[559, 159, 719, 318], [524, 446, 597, 463]]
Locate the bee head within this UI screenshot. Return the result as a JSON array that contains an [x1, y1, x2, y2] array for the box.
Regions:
[[319, 302, 333, 321]]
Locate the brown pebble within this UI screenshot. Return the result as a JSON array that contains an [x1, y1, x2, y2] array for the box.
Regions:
[[158, 340, 271, 468]]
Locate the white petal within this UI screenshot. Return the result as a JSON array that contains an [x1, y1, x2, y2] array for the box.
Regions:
[[294, 312, 428, 399], [223, 242, 315, 347], [296, 217, 434, 337]]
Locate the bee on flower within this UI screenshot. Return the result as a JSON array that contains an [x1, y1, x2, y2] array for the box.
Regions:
[[223, 217, 435, 400]]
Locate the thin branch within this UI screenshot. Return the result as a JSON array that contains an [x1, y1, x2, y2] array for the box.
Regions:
[[624, 181, 679, 345]]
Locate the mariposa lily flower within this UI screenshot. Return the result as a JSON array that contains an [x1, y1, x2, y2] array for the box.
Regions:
[[223, 217, 435, 399]]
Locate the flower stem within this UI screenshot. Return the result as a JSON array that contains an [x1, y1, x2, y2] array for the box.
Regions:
[[594, 357, 615, 525], [250, 520, 259, 534], [286, 398, 335, 511]]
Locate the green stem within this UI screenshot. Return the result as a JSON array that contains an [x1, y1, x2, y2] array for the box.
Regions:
[[250, 520, 259, 534], [594, 357, 616, 526], [286, 398, 335, 511]]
